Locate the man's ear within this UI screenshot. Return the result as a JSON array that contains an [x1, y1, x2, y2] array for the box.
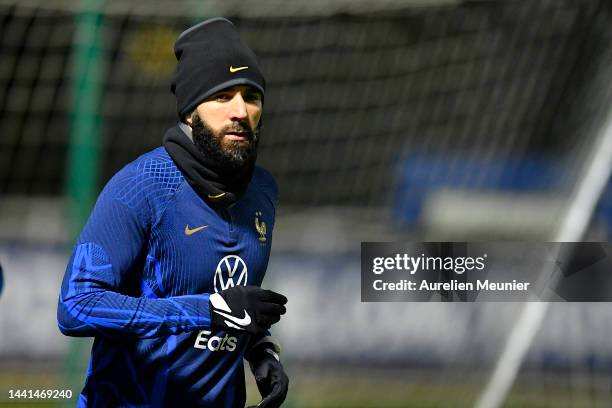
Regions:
[[184, 112, 193, 127]]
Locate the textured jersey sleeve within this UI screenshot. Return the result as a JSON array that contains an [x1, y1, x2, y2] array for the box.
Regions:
[[57, 157, 212, 339]]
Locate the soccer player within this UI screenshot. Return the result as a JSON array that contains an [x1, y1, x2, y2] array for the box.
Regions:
[[57, 18, 289, 407]]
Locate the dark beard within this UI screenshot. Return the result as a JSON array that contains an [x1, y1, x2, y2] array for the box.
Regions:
[[191, 113, 259, 172]]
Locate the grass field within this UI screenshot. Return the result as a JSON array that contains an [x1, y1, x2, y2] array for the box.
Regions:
[[1, 360, 609, 407]]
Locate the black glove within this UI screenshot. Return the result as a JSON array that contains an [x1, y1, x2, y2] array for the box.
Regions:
[[209, 286, 287, 335], [248, 344, 289, 408]]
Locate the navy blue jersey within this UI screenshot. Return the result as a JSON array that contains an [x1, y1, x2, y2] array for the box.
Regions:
[[57, 146, 278, 407]]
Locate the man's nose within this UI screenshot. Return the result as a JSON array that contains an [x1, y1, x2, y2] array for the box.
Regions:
[[229, 93, 248, 120]]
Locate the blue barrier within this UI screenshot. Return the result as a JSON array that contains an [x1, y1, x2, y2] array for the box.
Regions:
[[393, 152, 612, 237]]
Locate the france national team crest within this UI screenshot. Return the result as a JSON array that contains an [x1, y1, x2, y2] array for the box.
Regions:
[[214, 255, 248, 293], [255, 211, 267, 245]]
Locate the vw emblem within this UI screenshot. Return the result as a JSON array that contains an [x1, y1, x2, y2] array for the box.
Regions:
[[214, 255, 248, 293]]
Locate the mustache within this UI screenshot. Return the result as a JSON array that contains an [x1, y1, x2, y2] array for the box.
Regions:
[[222, 121, 251, 135], [221, 121, 258, 142]]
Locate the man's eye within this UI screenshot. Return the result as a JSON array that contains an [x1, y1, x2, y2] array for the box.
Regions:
[[245, 93, 262, 102]]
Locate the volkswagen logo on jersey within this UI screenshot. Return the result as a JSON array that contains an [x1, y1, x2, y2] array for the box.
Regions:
[[214, 255, 248, 293]]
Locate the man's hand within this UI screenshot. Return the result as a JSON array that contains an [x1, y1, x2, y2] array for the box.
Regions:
[[209, 286, 287, 335], [248, 346, 289, 408]]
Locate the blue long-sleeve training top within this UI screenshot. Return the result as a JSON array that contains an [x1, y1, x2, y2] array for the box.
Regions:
[[57, 145, 277, 407]]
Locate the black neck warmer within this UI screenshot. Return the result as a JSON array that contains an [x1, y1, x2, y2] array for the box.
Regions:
[[163, 125, 254, 207]]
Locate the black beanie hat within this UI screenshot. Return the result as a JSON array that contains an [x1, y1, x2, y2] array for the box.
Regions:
[[171, 17, 265, 120]]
